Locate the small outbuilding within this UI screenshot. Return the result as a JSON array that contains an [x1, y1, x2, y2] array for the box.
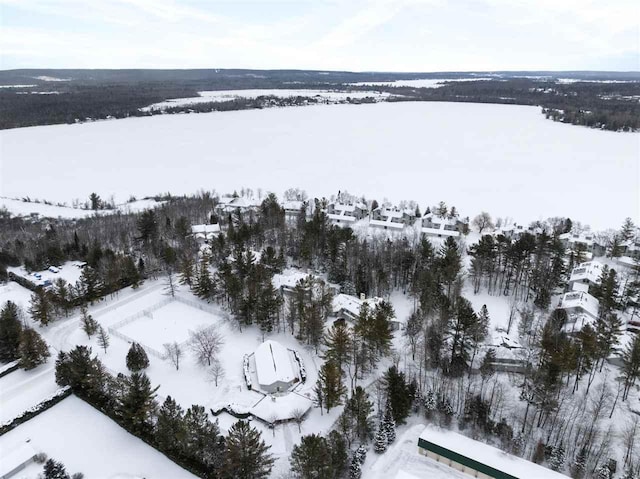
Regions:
[[254, 340, 297, 394]]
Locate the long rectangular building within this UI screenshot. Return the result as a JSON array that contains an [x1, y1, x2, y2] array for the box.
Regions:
[[418, 426, 569, 479]]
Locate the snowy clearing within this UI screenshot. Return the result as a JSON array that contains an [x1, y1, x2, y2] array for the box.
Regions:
[[141, 89, 392, 111], [0, 196, 165, 219], [1, 102, 636, 229], [0, 395, 198, 478]]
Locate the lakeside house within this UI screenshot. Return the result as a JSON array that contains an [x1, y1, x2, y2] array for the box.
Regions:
[[420, 212, 462, 238], [325, 201, 368, 226], [558, 289, 600, 333], [369, 206, 417, 231], [190, 224, 221, 245], [568, 260, 604, 290]]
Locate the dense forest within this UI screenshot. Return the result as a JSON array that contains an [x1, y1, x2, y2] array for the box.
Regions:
[[0, 69, 638, 130]]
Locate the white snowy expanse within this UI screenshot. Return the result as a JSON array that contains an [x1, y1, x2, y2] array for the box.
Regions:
[[0, 196, 165, 219], [0, 396, 198, 478], [1, 102, 638, 229], [141, 89, 392, 111]]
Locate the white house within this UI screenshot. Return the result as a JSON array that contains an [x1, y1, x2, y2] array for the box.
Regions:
[[568, 260, 604, 290], [283, 200, 309, 221], [369, 207, 416, 231], [559, 232, 596, 259], [558, 289, 600, 333], [215, 196, 259, 215], [326, 201, 368, 226], [254, 340, 298, 394], [191, 224, 221, 245], [332, 293, 401, 330], [420, 212, 461, 238]]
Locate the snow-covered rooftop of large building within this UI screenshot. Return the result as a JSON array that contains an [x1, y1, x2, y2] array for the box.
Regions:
[[569, 261, 603, 284], [558, 290, 600, 319], [254, 340, 296, 387], [419, 426, 569, 479], [191, 224, 220, 235]]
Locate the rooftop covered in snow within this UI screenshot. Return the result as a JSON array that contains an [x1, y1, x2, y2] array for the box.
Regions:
[[418, 426, 570, 479], [254, 340, 296, 393]]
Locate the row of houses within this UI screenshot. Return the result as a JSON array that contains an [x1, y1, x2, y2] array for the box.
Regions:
[[327, 201, 466, 238]]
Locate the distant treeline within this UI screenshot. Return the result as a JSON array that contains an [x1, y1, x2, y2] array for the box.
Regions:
[[0, 69, 638, 131]]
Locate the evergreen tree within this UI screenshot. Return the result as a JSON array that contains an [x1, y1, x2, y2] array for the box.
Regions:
[[182, 405, 225, 471], [155, 396, 186, 455], [118, 371, 159, 436], [126, 342, 149, 372], [97, 326, 110, 354], [382, 366, 412, 424], [290, 434, 334, 478], [479, 349, 496, 382], [423, 390, 436, 419], [382, 401, 396, 444], [345, 386, 374, 442], [179, 255, 195, 288], [571, 445, 587, 479], [373, 423, 387, 453], [314, 360, 346, 413], [0, 300, 23, 362], [595, 464, 613, 479], [18, 327, 50, 370], [621, 217, 636, 242], [55, 346, 107, 400], [324, 321, 352, 370], [224, 420, 274, 479], [43, 459, 70, 479], [622, 334, 640, 401], [29, 288, 54, 326], [80, 305, 98, 338], [328, 430, 348, 477], [549, 444, 566, 472], [78, 266, 102, 303], [195, 255, 215, 302], [349, 456, 362, 479]]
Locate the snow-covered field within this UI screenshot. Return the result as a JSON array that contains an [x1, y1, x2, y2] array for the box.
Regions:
[[0, 365, 58, 424], [142, 89, 392, 111], [0, 395, 198, 478], [1, 102, 636, 230], [116, 300, 217, 351], [0, 196, 165, 219]]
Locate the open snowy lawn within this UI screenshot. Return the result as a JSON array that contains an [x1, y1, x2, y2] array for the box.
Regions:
[[0, 196, 165, 219], [116, 300, 218, 351], [0, 363, 57, 424], [1, 102, 637, 230], [0, 396, 198, 479], [0, 281, 33, 311]]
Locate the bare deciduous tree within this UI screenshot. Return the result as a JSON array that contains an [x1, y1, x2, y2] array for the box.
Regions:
[[189, 327, 224, 366], [291, 408, 305, 433], [472, 211, 495, 234], [164, 271, 177, 298], [163, 341, 183, 370], [208, 357, 225, 386]]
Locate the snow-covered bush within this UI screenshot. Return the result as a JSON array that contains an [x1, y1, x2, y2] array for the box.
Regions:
[[242, 354, 252, 390]]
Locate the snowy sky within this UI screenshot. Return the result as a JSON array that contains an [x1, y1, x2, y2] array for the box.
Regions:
[[1, 0, 638, 71]]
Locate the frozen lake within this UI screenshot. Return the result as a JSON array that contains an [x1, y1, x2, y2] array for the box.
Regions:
[[1, 102, 637, 229]]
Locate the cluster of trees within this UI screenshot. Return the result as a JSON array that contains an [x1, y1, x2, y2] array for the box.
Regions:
[[55, 346, 274, 478], [0, 300, 50, 369]]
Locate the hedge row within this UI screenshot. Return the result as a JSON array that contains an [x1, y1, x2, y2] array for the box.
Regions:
[[0, 387, 71, 436]]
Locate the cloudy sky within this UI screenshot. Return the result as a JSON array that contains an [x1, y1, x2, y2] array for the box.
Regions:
[[1, 0, 638, 71]]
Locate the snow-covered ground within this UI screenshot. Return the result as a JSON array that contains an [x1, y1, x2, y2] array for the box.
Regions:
[[1, 102, 636, 230], [141, 89, 392, 111], [0, 196, 165, 219], [0, 395, 198, 478], [349, 77, 495, 88], [0, 281, 33, 311], [0, 365, 59, 424]]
